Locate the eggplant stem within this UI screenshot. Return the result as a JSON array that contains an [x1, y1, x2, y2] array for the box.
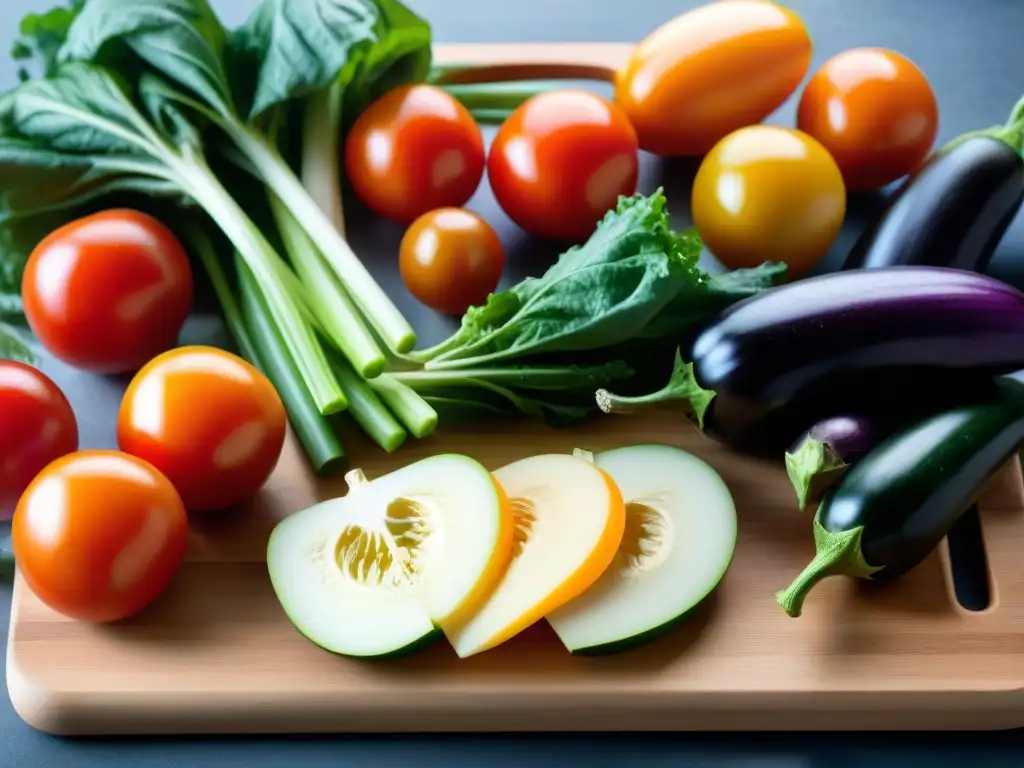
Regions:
[[774, 518, 882, 618], [594, 349, 715, 430], [784, 438, 850, 511]]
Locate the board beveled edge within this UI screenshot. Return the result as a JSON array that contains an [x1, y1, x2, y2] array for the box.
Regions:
[[9, 564, 1024, 738]]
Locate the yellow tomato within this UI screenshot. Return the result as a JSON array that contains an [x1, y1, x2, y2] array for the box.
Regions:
[[691, 125, 847, 277], [615, 0, 812, 157]]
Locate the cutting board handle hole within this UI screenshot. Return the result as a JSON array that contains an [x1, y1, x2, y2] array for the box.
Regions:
[[946, 506, 992, 612]]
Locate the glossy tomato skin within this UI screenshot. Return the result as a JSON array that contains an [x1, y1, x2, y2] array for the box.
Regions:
[[488, 90, 639, 242], [13, 449, 188, 623], [345, 84, 486, 224], [400, 208, 504, 315], [797, 47, 939, 191], [691, 125, 846, 277], [117, 346, 287, 512], [21, 209, 193, 374], [615, 0, 812, 157], [0, 362, 78, 517]]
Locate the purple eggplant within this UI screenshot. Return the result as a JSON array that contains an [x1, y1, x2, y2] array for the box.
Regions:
[[596, 266, 1024, 456], [843, 136, 1024, 273], [782, 394, 994, 510], [785, 415, 875, 511]]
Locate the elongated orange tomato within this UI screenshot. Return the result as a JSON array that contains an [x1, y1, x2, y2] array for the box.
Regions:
[[615, 0, 812, 157]]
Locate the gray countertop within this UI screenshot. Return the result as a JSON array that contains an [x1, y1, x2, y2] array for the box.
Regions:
[[3, 0, 1024, 764]]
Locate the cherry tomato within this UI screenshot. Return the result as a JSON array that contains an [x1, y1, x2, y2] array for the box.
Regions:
[[21, 209, 193, 374], [488, 90, 639, 242], [117, 346, 287, 512], [399, 208, 504, 315], [797, 47, 939, 191], [345, 84, 486, 224], [0, 362, 78, 517], [691, 125, 847, 277], [13, 449, 188, 623], [615, 0, 812, 156]]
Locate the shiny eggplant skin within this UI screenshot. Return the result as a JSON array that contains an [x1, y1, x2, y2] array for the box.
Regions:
[[820, 372, 1024, 574], [690, 266, 1024, 454], [844, 136, 1024, 272], [784, 414, 878, 511], [776, 372, 1024, 616], [804, 415, 875, 462]]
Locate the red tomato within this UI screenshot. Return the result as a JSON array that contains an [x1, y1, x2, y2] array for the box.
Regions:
[[487, 90, 639, 242], [345, 84, 486, 224], [21, 209, 194, 374], [797, 47, 939, 191], [12, 449, 188, 623], [0, 362, 78, 517], [117, 346, 287, 512], [399, 208, 504, 315]]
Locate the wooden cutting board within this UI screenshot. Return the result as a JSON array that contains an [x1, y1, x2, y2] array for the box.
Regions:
[[9, 43, 1024, 736]]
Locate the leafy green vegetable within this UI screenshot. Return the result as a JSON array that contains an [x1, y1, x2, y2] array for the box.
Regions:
[[0, 59, 345, 410], [56, 0, 423, 354], [58, 0, 235, 116], [228, 0, 431, 122], [390, 189, 786, 424]]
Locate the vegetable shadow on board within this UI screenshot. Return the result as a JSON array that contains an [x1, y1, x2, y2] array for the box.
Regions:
[[823, 502, 1006, 659], [85, 563, 270, 650], [364, 592, 722, 679]]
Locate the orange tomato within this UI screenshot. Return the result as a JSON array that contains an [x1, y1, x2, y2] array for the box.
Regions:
[[13, 449, 188, 623], [117, 346, 287, 512], [399, 208, 504, 315], [615, 0, 812, 157], [21, 209, 193, 374], [691, 125, 846, 276], [797, 47, 939, 191], [0, 362, 78, 517], [345, 84, 486, 224], [487, 90, 639, 242]]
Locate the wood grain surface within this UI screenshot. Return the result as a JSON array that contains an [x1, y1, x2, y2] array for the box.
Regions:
[[8, 43, 1024, 736]]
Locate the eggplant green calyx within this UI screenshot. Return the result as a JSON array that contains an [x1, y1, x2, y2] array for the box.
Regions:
[[775, 517, 883, 618], [784, 437, 849, 512], [594, 348, 715, 431], [940, 93, 1024, 157]]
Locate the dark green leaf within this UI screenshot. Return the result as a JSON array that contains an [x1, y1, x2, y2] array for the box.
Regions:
[[0, 142, 180, 226], [0, 62, 163, 157], [705, 260, 789, 298], [638, 259, 789, 340], [228, 0, 431, 120], [11, 0, 85, 80], [336, 0, 433, 121], [0, 325, 35, 364], [423, 380, 593, 427], [425, 190, 703, 367], [138, 73, 211, 148], [57, 0, 235, 118]]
